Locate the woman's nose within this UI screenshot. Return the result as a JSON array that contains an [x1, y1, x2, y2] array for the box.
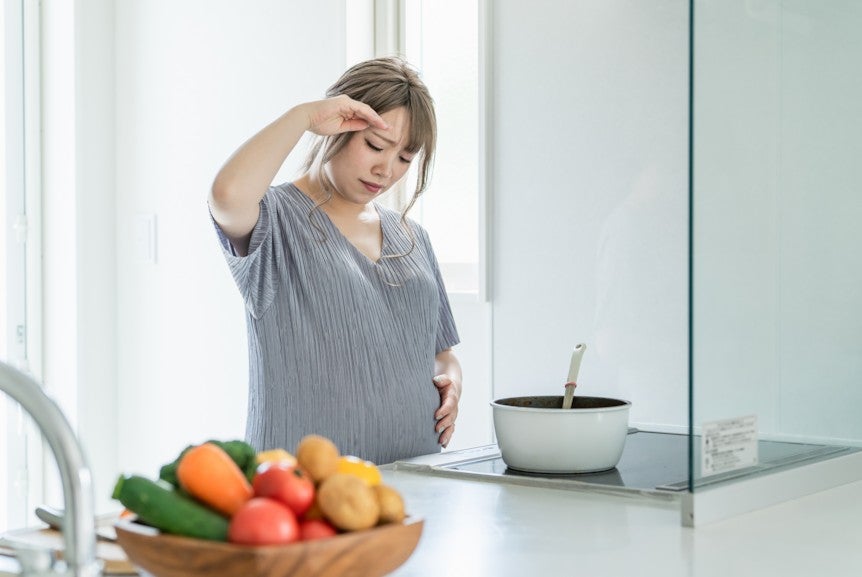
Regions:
[[373, 159, 393, 178]]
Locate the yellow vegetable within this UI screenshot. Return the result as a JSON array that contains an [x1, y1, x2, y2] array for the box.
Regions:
[[256, 448, 297, 467], [336, 455, 382, 486]]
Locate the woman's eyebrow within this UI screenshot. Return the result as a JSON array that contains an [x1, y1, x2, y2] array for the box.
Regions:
[[369, 130, 399, 146], [368, 130, 416, 155]]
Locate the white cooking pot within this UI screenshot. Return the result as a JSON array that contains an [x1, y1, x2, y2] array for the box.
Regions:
[[490, 395, 632, 474]]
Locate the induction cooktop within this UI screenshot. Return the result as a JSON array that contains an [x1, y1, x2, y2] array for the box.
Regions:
[[391, 430, 857, 499]]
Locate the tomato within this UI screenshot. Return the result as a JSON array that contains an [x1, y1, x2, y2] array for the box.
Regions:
[[253, 462, 316, 517], [335, 455, 382, 486], [299, 518, 338, 541], [228, 497, 299, 545]]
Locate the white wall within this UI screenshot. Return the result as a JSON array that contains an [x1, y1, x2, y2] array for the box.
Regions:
[[112, 0, 349, 484], [490, 0, 690, 431]]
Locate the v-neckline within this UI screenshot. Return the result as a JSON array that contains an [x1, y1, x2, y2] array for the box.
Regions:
[[291, 184, 387, 266]]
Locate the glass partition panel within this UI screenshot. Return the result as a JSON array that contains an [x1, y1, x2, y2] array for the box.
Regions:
[[691, 0, 862, 491]]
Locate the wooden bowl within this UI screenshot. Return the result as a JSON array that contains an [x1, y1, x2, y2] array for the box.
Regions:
[[113, 518, 423, 577]]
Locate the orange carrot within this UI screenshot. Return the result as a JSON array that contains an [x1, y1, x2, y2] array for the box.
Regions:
[[176, 442, 253, 517]]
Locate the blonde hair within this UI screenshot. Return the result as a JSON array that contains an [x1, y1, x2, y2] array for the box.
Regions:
[[303, 57, 437, 237]]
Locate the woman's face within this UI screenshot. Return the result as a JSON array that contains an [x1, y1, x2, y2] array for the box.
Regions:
[[324, 106, 416, 205]]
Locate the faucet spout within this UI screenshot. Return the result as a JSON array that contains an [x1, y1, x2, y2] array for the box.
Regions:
[[0, 362, 100, 577]]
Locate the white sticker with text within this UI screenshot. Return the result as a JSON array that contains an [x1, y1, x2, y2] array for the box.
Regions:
[[701, 415, 759, 477]]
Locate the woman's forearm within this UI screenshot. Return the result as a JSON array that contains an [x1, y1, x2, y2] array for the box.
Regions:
[[209, 105, 311, 247]]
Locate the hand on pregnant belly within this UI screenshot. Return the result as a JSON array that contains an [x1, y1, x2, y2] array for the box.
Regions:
[[432, 374, 461, 448]]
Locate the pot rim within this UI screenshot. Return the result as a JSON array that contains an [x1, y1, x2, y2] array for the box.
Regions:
[[490, 395, 631, 413]]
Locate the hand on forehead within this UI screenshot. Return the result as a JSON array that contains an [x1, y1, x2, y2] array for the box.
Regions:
[[369, 107, 412, 149]]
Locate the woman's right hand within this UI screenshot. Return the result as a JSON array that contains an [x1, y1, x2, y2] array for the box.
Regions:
[[299, 95, 389, 137]]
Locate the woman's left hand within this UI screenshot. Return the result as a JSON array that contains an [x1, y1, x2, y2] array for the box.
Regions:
[[433, 374, 461, 448]]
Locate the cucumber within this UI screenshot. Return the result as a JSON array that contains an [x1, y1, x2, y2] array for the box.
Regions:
[[157, 447, 191, 487], [112, 474, 229, 541], [159, 439, 257, 487]]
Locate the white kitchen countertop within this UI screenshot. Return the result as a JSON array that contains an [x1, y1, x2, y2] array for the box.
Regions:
[[384, 467, 862, 577], [2, 468, 859, 576]]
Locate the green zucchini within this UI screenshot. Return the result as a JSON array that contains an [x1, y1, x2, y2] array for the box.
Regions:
[[112, 474, 229, 541], [159, 439, 257, 487]]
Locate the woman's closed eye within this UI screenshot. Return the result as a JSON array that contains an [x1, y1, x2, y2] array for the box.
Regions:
[[365, 139, 384, 152], [366, 139, 413, 164]]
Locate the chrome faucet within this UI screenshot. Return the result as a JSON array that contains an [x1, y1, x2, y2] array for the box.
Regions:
[[0, 361, 101, 577]]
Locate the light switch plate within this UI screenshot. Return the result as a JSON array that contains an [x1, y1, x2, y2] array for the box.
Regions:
[[133, 213, 158, 264]]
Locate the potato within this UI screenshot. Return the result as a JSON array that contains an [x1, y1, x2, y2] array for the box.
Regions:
[[317, 473, 380, 531], [296, 435, 340, 483], [374, 484, 406, 524]]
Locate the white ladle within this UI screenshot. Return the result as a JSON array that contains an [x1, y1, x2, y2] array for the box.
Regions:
[[562, 343, 586, 409]]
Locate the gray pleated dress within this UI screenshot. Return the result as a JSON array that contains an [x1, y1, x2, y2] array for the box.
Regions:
[[213, 183, 460, 464]]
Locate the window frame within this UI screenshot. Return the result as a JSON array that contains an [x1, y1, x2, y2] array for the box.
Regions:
[[2, 0, 44, 533]]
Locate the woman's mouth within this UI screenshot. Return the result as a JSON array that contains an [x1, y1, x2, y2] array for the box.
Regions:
[[360, 180, 383, 194]]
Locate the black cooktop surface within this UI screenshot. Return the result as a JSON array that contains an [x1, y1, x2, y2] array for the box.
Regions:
[[442, 431, 854, 493]]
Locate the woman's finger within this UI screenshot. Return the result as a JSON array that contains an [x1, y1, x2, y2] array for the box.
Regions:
[[349, 100, 388, 129], [432, 375, 452, 389], [336, 118, 373, 133], [305, 96, 386, 135], [435, 412, 455, 434], [435, 395, 458, 421], [440, 422, 456, 447], [432, 373, 459, 445], [331, 97, 386, 132]]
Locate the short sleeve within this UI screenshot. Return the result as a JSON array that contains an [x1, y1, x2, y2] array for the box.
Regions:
[[210, 192, 284, 318], [416, 226, 460, 354]]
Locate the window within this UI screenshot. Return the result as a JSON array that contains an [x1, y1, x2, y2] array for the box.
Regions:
[[404, 0, 481, 295], [351, 0, 485, 295]]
